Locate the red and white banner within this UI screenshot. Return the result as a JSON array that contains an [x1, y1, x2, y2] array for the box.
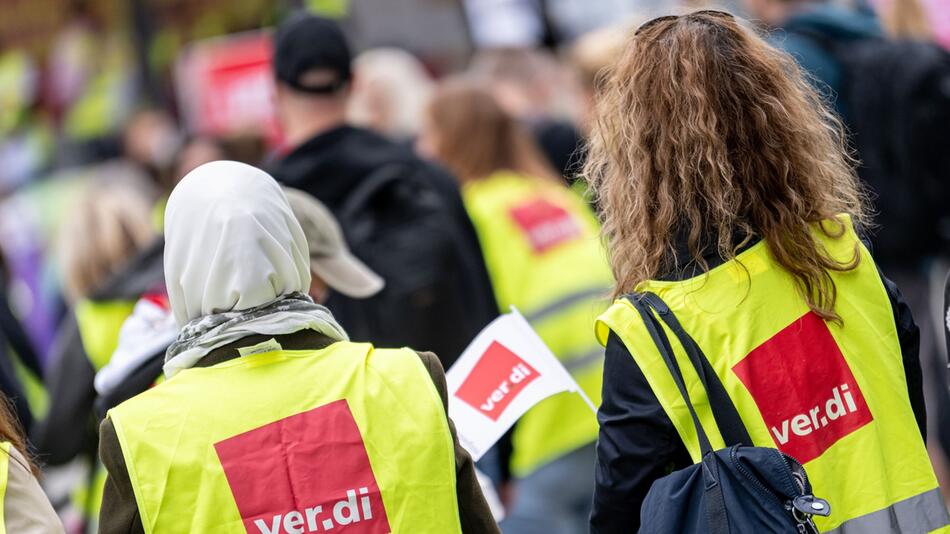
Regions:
[[175, 30, 281, 145], [446, 308, 595, 460]]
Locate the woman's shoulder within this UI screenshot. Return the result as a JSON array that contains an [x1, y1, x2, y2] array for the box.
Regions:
[[4, 446, 65, 533]]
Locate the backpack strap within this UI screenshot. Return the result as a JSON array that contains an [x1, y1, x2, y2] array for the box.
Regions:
[[629, 292, 753, 448], [627, 294, 732, 534], [627, 295, 715, 455], [339, 163, 411, 223]]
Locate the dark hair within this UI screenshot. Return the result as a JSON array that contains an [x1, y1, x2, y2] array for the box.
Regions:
[[0, 392, 37, 475]]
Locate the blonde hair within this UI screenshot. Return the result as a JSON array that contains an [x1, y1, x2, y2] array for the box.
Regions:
[[881, 0, 933, 41], [569, 24, 630, 92], [426, 81, 559, 184], [584, 11, 868, 320], [58, 174, 157, 302], [347, 48, 435, 139]]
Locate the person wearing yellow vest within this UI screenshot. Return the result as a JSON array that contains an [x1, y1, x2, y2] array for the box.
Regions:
[[97, 161, 499, 533], [0, 391, 63, 532], [417, 82, 611, 534], [31, 175, 159, 533], [582, 11, 949, 534]]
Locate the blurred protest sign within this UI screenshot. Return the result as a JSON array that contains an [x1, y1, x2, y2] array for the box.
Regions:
[[447, 307, 596, 460], [175, 30, 280, 145]]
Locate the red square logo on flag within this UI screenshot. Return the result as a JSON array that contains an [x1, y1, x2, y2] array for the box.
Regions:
[[732, 312, 873, 464], [454, 341, 541, 421], [509, 198, 582, 254], [214, 400, 390, 534]]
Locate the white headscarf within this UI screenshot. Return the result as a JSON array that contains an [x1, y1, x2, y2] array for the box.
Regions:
[[162, 161, 347, 377], [165, 160, 311, 325]]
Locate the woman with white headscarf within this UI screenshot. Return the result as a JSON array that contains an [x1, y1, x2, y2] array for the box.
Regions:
[[97, 161, 499, 534]]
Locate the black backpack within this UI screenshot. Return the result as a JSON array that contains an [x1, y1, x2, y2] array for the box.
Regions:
[[630, 292, 831, 533], [794, 31, 950, 264], [327, 163, 485, 369]]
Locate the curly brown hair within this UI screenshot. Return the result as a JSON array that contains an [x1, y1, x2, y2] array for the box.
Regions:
[[583, 10, 868, 321]]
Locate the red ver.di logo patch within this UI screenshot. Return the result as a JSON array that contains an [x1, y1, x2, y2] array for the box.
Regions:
[[454, 341, 540, 421], [214, 399, 391, 534], [732, 312, 873, 464], [509, 198, 582, 254]]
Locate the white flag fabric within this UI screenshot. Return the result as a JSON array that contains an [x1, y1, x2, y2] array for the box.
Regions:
[[446, 308, 593, 461]]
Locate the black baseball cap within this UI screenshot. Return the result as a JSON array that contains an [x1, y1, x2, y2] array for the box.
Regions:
[[274, 12, 352, 94]]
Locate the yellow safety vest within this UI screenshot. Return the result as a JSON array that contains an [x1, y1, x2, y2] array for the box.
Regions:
[[0, 441, 9, 533], [595, 217, 949, 533], [108, 341, 462, 534], [463, 171, 611, 476], [11, 353, 47, 421], [75, 298, 136, 372]]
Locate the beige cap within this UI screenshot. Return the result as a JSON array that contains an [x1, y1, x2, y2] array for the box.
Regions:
[[284, 187, 385, 299]]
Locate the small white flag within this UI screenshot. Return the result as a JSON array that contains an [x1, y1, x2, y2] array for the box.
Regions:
[[446, 307, 597, 461]]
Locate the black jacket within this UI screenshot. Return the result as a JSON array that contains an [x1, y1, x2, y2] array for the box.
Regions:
[[590, 242, 926, 534], [0, 285, 42, 434], [271, 126, 498, 368]]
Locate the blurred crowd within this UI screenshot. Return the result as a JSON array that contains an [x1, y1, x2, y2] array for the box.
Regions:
[[0, 0, 948, 532]]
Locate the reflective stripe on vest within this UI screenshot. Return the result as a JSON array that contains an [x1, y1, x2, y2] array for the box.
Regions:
[[825, 488, 947, 534], [75, 299, 136, 371], [524, 286, 610, 324], [463, 171, 612, 476], [595, 216, 949, 533], [0, 441, 9, 533], [109, 342, 462, 534]]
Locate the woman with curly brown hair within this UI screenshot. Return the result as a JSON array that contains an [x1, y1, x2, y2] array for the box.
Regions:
[[586, 10, 947, 533]]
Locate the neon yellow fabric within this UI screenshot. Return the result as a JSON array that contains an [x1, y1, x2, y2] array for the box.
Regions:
[[569, 179, 592, 204], [74, 299, 136, 371], [0, 50, 31, 135], [73, 297, 136, 524], [109, 342, 462, 534], [63, 72, 115, 140], [0, 441, 9, 534], [463, 171, 611, 476], [306, 0, 349, 17], [71, 463, 106, 523], [71, 296, 141, 525], [596, 217, 947, 533], [151, 197, 167, 233], [11, 356, 47, 419]]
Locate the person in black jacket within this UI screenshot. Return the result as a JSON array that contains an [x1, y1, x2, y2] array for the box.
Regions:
[[590, 247, 925, 533], [269, 13, 498, 368]]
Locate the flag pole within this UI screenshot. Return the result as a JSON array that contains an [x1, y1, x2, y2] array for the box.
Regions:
[[508, 306, 599, 416], [576, 388, 598, 415]]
